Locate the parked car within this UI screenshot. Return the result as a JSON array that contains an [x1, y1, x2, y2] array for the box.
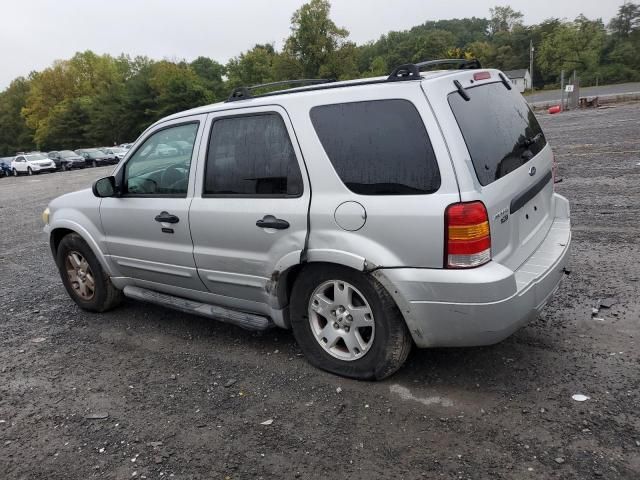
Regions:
[[103, 147, 128, 162], [98, 148, 119, 164], [155, 143, 179, 157], [75, 149, 112, 167], [48, 150, 86, 170], [43, 59, 571, 380], [12, 152, 57, 175], [119, 143, 134, 150], [0, 157, 13, 177]]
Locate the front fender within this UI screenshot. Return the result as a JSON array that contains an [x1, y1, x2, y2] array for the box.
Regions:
[[47, 215, 114, 276]]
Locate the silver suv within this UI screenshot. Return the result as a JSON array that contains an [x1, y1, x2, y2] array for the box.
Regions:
[[43, 59, 571, 380]]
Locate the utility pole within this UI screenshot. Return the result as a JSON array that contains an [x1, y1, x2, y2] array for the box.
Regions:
[[560, 70, 565, 112], [529, 40, 534, 91]]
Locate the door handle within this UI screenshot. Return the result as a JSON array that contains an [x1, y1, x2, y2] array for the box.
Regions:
[[256, 215, 290, 230], [154, 211, 180, 224]]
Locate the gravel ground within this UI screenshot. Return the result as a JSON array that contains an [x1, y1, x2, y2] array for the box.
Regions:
[[1, 103, 639, 479]]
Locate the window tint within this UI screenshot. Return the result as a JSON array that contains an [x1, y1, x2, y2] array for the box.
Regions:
[[204, 114, 303, 196], [310, 100, 440, 195], [448, 82, 547, 186], [123, 122, 198, 196]]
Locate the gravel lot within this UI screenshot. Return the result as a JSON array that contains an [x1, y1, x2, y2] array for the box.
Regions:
[[1, 103, 639, 479]]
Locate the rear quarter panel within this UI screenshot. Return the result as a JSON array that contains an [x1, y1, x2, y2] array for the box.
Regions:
[[283, 81, 460, 269]]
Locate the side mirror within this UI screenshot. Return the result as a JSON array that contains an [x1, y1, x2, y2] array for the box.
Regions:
[[92, 176, 117, 198]]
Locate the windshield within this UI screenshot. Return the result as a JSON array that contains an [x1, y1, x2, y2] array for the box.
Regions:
[[448, 82, 547, 186], [110, 148, 126, 153], [26, 154, 48, 161], [60, 150, 76, 157]]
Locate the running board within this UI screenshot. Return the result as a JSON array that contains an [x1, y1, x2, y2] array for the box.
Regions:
[[122, 286, 273, 331]]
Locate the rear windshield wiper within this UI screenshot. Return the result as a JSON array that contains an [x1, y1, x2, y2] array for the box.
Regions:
[[519, 132, 543, 148]]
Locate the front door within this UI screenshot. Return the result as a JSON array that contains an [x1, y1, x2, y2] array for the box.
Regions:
[[189, 106, 310, 311], [100, 117, 207, 291]]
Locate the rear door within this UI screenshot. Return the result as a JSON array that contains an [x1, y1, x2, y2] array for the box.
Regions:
[[424, 72, 555, 270], [189, 106, 310, 312]]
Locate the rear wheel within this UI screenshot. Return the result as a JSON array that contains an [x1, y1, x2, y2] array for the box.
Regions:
[[290, 264, 412, 380], [56, 233, 123, 312]]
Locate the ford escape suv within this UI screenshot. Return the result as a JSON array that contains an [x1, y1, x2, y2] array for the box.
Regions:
[[43, 59, 571, 380]]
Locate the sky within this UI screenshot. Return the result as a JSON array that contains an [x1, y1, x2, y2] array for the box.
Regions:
[[0, 0, 623, 89]]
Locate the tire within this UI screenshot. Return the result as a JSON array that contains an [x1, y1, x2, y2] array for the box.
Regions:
[[61, 163, 67, 172], [13, 169, 18, 176], [55, 233, 123, 313], [92, 160, 97, 168], [290, 264, 412, 380], [27, 167, 33, 175]]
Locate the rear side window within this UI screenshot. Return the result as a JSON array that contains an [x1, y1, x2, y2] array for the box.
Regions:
[[204, 113, 303, 196], [310, 100, 441, 195], [448, 82, 547, 186]]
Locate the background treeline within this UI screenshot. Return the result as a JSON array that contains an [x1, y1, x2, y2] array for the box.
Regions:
[[1, 0, 638, 155]]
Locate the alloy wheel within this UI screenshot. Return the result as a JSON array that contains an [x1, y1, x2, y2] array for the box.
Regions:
[[64, 251, 96, 300], [308, 280, 375, 361]]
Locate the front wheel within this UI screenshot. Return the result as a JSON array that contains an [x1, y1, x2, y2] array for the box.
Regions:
[[27, 167, 33, 175], [290, 264, 412, 380], [56, 233, 123, 312], [92, 160, 97, 168], [13, 169, 18, 176]]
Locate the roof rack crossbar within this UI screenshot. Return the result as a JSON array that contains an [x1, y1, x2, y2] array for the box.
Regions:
[[386, 58, 482, 81], [226, 78, 335, 102]]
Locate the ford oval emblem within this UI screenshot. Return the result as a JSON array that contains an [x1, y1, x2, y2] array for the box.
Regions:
[[529, 166, 537, 176]]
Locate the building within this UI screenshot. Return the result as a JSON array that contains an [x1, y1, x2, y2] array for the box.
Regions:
[[503, 69, 531, 93]]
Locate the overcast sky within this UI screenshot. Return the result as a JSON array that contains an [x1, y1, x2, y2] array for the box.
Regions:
[[0, 0, 622, 89]]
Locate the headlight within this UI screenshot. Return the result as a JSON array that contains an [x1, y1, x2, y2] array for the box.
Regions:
[[42, 207, 50, 225]]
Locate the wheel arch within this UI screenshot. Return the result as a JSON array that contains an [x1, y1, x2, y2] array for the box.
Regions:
[[49, 222, 113, 275]]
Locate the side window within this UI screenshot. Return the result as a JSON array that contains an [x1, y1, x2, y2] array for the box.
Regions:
[[310, 100, 441, 195], [204, 113, 303, 196], [123, 122, 199, 196]]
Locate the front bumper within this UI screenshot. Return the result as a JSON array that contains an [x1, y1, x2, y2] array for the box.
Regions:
[[374, 194, 571, 348]]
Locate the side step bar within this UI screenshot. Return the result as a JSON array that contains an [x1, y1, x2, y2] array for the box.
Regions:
[[123, 286, 274, 331]]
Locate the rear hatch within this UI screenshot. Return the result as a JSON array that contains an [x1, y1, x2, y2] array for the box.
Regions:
[[423, 71, 555, 271]]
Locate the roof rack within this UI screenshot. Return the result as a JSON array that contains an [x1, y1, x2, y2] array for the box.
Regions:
[[226, 78, 335, 102], [224, 58, 482, 102], [387, 58, 482, 81]]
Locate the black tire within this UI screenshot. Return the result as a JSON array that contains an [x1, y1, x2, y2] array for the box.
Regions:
[[61, 163, 67, 172], [92, 160, 97, 168], [290, 264, 412, 380], [56, 233, 123, 313], [27, 167, 33, 176], [13, 169, 18, 176]]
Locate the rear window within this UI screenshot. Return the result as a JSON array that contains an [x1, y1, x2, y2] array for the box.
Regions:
[[310, 99, 441, 195], [448, 82, 547, 186]]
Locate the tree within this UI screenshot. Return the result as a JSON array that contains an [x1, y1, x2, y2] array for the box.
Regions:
[[190, 57, 227, 101], [608, 2, 640, 37], [226, 44, 279, 89], [0, 78, 34, 155], [489, 6, 524, 35], [284, 0, 349, 78], [538, 16, 606, 77]]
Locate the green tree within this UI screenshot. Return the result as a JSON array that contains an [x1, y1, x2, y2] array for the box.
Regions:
[[284, 0, 349, 78], [489, 6, 524, 35], [0, 78, 35, 155], [538, 16, 606, 77]]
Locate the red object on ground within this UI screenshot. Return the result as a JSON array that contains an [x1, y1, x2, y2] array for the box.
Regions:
[[548, 105, 561, 114]]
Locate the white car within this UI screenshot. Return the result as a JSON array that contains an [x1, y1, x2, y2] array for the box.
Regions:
[[104, 147, 128, 161], [12, 153, 57, 175]]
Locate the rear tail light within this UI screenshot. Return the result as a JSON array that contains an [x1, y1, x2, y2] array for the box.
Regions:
[[445, 201, 491, 268]]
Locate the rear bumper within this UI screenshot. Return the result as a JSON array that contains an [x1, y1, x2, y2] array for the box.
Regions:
[[374, 194, 571, 348]]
